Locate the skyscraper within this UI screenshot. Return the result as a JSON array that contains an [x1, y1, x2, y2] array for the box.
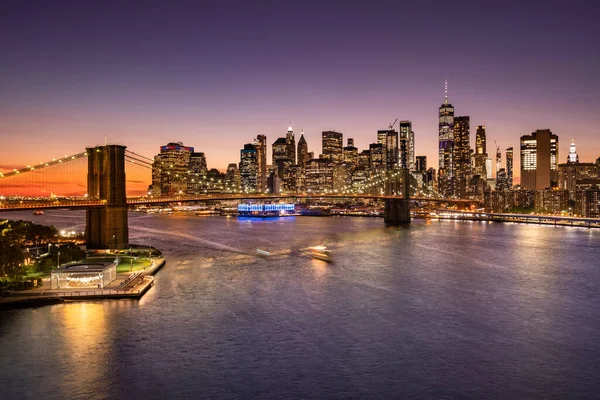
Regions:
[[187, 152, 208, 194], [520, 129, 559, 190], [568, 139, 579, 163], [474, 125, 487, 178], [285, 124, 296, 165], [453, 116, 471, 198], [255, 134, 267, 193], [377, 129, 398, 170], [506, 147, 514, 189], [369, 143, 384, 170], [438, 80, 455, 197], [240, 143, 258, 192], [415, 156, 427, 172], [399, 121, 414, 171], [343, 138, 358, 166], [297, 132, 309, 166], [322, 131, 343, 163], [150, 142, 194, 196], [272, 137, 288, 178]]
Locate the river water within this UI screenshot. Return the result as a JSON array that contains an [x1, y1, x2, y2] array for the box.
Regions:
[[1, 210, 600, 399]]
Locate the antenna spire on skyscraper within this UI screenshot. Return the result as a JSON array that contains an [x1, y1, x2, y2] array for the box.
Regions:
[[444, 78, 448, 104]]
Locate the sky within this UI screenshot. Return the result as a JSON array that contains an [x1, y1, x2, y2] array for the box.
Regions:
[[1, 0, 599, 182]]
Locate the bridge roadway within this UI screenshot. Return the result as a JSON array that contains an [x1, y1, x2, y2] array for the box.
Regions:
[[0, 193, 476, 211]]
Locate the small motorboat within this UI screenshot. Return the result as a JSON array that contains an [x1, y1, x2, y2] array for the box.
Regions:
[[33, 210, 44, 215], [308, 246, 332, 262], [256, 249, 271, 257]]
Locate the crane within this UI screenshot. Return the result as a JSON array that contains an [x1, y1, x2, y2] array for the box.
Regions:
[[389, 118, 398, 130]]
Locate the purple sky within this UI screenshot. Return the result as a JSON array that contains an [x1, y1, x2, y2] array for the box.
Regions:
[[1, 1, 599, 180]]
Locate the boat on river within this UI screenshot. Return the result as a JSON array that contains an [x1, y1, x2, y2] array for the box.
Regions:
[[308, 246, 332, 262]]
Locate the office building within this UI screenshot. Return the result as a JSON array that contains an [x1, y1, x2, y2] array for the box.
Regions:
[[438, 80, 455, 196], [272, 137, 288, 178], [150, 142, 194, 196], [399, 121, 415, 171], [343, 138, 358, 167], [239, 143, 258, 192], [225, 163, 240, 192], [322, 131, 344, 163], [415, 156, 427, 172], [369, 143, 384, 170], [378, 129, 398, 170], [520, 129, 559, 190], [506, 147, 513, 189], [453, 116, 471, 198], [297, 133, 309, 166], [255, 135, 267, 193], [558, 140, 598, 198], [305, 159, 333, 193], [187, 152, 208, 194], [286, 124, 296, 165], [474, 125, 487, 178], [358, 150, 371, 169]]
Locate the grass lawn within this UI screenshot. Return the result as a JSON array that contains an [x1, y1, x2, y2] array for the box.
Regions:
[[116, 258, 151, 273]]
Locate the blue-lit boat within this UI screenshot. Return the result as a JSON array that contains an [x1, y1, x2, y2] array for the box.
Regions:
[[237, 203, 298, 217]]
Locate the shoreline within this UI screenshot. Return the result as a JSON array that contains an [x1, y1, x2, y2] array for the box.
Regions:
[[0, 257, 166, 311]]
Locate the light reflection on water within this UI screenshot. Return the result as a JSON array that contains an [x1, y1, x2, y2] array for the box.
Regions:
[[1, 210, 600, 399]]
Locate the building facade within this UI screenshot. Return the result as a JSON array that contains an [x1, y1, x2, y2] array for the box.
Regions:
[[322, 131, 344, 163], [520, 129, 559, 190]]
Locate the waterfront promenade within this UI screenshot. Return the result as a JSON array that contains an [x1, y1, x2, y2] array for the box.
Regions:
[[0, 257, 166, 310]]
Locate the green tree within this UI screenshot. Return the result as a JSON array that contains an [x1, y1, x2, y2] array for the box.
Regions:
[[0, 236, 25, 279]]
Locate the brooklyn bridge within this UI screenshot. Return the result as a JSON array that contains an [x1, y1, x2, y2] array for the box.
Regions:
[[0, 144, 478, 249]]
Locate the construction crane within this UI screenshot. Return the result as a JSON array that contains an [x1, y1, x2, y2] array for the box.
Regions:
[[389, 118, 398, 130]]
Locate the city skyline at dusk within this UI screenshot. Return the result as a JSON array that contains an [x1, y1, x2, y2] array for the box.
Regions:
[[1, 1, 599, 178]]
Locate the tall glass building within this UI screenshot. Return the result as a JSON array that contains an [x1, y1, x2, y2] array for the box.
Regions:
[[438, 83, 454, 197]]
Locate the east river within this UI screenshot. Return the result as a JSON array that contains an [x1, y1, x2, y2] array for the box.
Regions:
[[1, 210, 600, 399]]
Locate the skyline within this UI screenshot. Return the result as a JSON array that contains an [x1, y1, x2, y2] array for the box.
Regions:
[[1, 1, 599, 178]]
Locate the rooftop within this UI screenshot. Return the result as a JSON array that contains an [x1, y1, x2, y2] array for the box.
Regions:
[[53, 261, 116, 273]]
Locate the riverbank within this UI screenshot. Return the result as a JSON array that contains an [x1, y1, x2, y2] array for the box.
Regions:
[[0, 257, 166, 311]]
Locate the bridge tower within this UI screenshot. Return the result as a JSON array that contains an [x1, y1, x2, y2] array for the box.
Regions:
[[383, 168, 411, 225], [85, 145, 129, 249]]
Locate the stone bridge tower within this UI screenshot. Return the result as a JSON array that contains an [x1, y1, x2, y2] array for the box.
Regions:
[[383, 168, 411, 225], [85, 145, 129, 249]]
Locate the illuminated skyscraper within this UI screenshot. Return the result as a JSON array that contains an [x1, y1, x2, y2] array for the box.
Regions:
[[240, 143, 258, 192], [187, 152, 208, 194], [399, 121, 414, 171], [377, 129, 398, 170], [453, 116, 471, 198], [343, 138, 358, 167], [286, 124, 296, 165], [474, 125, 487, 178], [369, 143, 384, 170], [415, 156, 427, 172], [520, 129, 559, 190], [255, 134, 267, 193], [151, 142, 194, 196], [225, 163, 240, 192], [272, 137, 288, 178], [506, 147, 514, 189], [297, 132, 309, 166], [568, 139, 579, 163], [322, 131, 344, 163], [438, 80, 455, 196]]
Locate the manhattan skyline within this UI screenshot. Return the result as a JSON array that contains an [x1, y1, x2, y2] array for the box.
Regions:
[[1, 1, 599, 178]]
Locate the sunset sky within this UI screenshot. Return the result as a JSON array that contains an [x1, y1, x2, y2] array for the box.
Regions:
[[1, 1, 599, 183]]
